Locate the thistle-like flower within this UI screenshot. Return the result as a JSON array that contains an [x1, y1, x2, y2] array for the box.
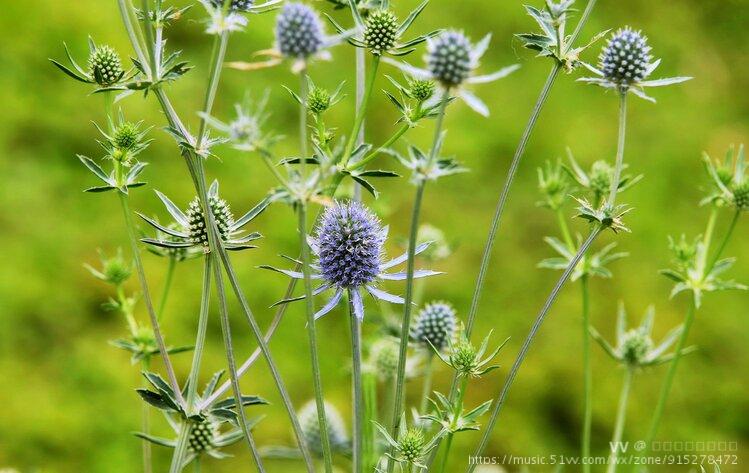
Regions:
[[701, 145, 748, 211], [433, 331, 507, 378], [415, 224, 452, 262], [85, 248, 132, 286], [136, 371, 267, 466], [51, 38, 129, 91], [199, 0, 280, 34], [564, 149, 643, 208], [579, 27, 691, 101], [139, 181, 269, 253], [95, 112, 153, 166], [660, 233, 746, 308], [327, 1, 437, 57], [386, 30, 519, 116], [411, 301, 457, 352], [369, 338, 400, 380], [230, 3, 348, 73], [298, 400, 350, 456], [200, 93, 279, 153], [373, 416, 438, 470], [262, 201, 441, 320], [385, 132, 467, 183], [516, 1, 608, 72], [590, 304, 695, 368], [539, 236, 628, 280]]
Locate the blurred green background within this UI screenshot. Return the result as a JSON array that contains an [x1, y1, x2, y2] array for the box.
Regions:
[[1, 0, 747, 471]]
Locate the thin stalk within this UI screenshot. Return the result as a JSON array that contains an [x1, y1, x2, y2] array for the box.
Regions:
[[581, 275, 592, 472], [567, 0, 599, 49], [299, 204, 334, 473], [185, 256, 212, 409], [644, 298, 696, 447], [557, 207, 575, 251], [708, 210, 741, 271], [607, 93, 628, 206], [349, 299, 364, 473], [157, 257, 177, 320], [419, 354, 434, 414], [464, 64, 561, 337], [353, 47, 366, 201], [341, 56, 380, 166], [467, 227, 603, 472], [386, 90, 449, 473], [118, 193, 184, 405], [169, 422, 192, 473], [141, 358, 153, 473], [607, 368, 633, 473], [141, 0, 157, 79], [117, 0, 149, 73], [363, 372, 378, 472], [197, 32, 230, 145], [300, 71, 309, 163], [191, 158, 315, 471], [212, 252, 266, 471], [438, 376, 468, 473]]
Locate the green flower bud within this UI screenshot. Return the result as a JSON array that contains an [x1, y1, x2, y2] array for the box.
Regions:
[[409, 79, 435, 102], [620, 329, 652, 366], [398, 428, 426, 464], [370, 339, 399, 379], [307, 86, 331, 114], [364, 10, 398, 55], [88, 45, 124, 87], [731, 181, 749, 211]]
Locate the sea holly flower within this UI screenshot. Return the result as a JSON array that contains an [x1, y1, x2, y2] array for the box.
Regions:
[[660, 234, 746, 308], [701, 144, 748, 211], [579, 27, 691, 101], [385, 30, 519, 116], [574, 197, 632, 233], [298, 400, 351, 456], [327, 0, 438, 57], [589, 304, 695, 368], [200, 93, 280, 153], [433, 331, 507, 378], [421, 391, 493, 434], [373, 415, 440, 470], [136, 371, 267, 466], [262, 201, 441, 320], [229, 3, 349, 74], [139, 181, 270, 253], [50, 38, 129, 91], [410, 301, 457, 352], [517, 0, 609, 72], [198, 0, 281, 35], [384, 132, 467, 183], [564, 149, 642, 208], [539, 236, 628, 280]]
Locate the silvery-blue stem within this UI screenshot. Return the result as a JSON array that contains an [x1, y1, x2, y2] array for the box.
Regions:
[[349, 297, 364, 473]]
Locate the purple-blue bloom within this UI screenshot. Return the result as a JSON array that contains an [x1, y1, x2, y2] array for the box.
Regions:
[[262, 201, 442, 321]]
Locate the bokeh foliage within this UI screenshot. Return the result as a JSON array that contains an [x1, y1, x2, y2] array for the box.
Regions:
[[0, 0, 747, 471]]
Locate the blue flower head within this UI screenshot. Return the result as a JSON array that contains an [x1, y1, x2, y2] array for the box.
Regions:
[[276, 3, 324, 59], [210, 0, 256, 12], [317, 201, 385, 288], [262, 201, 442, 321]]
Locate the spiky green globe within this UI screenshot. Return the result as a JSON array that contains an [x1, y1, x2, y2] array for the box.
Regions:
[[88, 45, 124, 87], [188, 421, 216, 453], [102, 257, 131, 285], [113, 122, 139, 151], [399, 428, 426, 463], [427, 31, 472, 86], [731, 182, 749, 211], [450, 340, 477, 375], [411, 301, 456, 351], [298, 400, 349, 456], [599, 28, 652, 86], [307, 86, 331, 114], [364, 10, 398, 55], [370, 339, 399, 379], [186, 196, 234, 246], [409, 79, 435, 102], [621, 330, 652, 365]]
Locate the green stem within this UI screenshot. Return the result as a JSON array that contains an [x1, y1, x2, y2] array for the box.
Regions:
[[464, 64, 561, 338], [567, 0, 598, 49], [363, 372, 378, 472], [193, 157, 315, 471], [607, 93, 628, 206], [644, 298, 696, 447], [299, 204, 334, 473], [185, 256, 212, 410], [607, 368, 633, 473], [438, 435, 454, 473], [349, 297, 364, 473], [141, 0, 157, 79], [419, 354, 434, 414], [300, 71, 309, 164], [341, 56, 380, 167], [118, 193, 184, 406], [168, 421, 192, 473], [197, 32, 230, 146], [347, 123, 409, 171], [157, 257, 176, 320], [387, 90, 450, 473], [141, 358, 153, 473], [116, 0, 149, 74], [708, 210, 741, 271], [581, 275, 592, 473], [467, 227, 603, 472], [438, 376, 468, 473], [557, 207, 575, 251], [211, 251, 266, 471]]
